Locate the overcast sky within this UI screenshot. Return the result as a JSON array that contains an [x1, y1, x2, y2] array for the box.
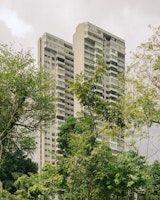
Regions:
[[0, 0, 160, 64]]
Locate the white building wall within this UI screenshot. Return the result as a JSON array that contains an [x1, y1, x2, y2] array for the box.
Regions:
[[37, 33, 74, 169]]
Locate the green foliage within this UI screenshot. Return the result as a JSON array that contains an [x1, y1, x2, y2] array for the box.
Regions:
[[0, 44, 55, 157], [57, 116, 83, 157], [59, 135, 149, 200], [14, 163, 62, 199], [148, 160, 160, 199], [0, 189, 12, 200], [124, 26, 160, 132], [110, 151, 149, 199], [57, 87, 149, 199], [57, 58, 150, 199], [0, 150, 38, 194], [59, 140, 114, 200]]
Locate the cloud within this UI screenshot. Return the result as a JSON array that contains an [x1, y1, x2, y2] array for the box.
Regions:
[[0, 5, 33, 38], [1, 0, 160, 62]]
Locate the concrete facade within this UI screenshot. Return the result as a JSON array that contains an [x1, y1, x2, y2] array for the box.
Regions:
[[73, 22, 125, 153], [37, 33, 74, 168]]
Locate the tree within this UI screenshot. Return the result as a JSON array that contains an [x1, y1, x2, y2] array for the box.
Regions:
[[0, 44, 55, 158], [58, 59, 134, 199], [57, 116, 83, 157], [0, 189, 12, 200], [56, 56, 154, 199], [110, 151, 149, 199], [59, 135, 114, 200], [148, 160, 160, 199], [14, 163, 62, 200], [124, 26, 160, 134], [0, 150, 38, 194], [59, 129, 149, 199]]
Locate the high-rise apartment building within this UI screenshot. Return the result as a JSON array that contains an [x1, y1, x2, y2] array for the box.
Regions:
[[37, 22, 125, 168], [37, 33, 74, 168], [73, 22, 125, 153]]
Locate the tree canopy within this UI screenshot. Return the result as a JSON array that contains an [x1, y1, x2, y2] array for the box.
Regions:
[[0, 150, 38, 194], [0, 44, 55, 158], [124, 26, 160, 131]]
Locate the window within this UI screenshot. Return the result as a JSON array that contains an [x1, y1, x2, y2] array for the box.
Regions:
[[105, 35, 111, 41], [109, 72, 117, 78], [57, 104, 65, 109], [57, 57, 64, 62], [109, 66, 118, 72], [110, 60, 117, 66], [57, 115, 65, 120], [118, 52, 125, 59], [56, 86, 64, 91]]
